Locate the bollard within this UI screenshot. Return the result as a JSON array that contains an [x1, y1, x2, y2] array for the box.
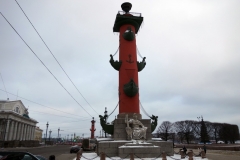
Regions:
[[162, 151, 167, 160], [201, 150, 206, 159], [188, 150, 193, 160], [130, 153, 134, 160], [180, 150, 185, 159], [76, 148, 83, 160], [100, 152, 106, 160]]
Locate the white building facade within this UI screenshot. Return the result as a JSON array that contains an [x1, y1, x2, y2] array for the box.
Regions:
[[0, 100, 38, 142]]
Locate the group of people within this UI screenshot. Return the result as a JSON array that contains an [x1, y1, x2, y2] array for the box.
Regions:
[[182, 145, 207, 155]]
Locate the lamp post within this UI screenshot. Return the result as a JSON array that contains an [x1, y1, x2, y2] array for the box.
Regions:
[[49, 130, 52, 142], [197, 116, 203, 122], [104, 107, 108, 137], [58, 128, 60, 139], [57, 128, 63, 141], [45, 122, 49, 145]]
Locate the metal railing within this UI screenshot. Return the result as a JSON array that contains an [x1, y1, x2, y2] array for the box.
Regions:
[[76, 149, 207, 160]]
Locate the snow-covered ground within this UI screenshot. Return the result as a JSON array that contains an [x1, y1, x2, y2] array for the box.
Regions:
[[73, 153, 208, 160]]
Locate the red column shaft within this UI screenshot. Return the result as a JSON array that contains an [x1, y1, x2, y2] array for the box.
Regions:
[[90, 120, 95, 139], [119, 24, 139, 114]]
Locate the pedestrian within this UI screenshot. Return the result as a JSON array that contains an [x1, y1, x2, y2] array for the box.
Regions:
[[49, 155, 55, 160], [183, 146, 187, 154], [203, 145, 206, 154]]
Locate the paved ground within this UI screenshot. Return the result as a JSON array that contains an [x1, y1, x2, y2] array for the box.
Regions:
[[1, 145, 75, 159], [1, 145, 240, 160], [175, 148, 240, 160], [55, 153, 76, 160]]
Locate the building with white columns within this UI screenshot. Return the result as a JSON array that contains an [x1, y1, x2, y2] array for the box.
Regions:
[[0, 100, 38, 142]]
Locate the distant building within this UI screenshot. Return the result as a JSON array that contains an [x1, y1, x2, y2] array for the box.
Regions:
[[34, 126, 43, 142], [0, 100, 38, 141]]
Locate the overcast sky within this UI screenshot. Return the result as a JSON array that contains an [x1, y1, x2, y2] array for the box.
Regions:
[[0, 0, 239, 139]]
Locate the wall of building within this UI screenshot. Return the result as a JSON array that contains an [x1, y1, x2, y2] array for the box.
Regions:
[[35, 127, 43, 142], [0, 100, 39, 143]]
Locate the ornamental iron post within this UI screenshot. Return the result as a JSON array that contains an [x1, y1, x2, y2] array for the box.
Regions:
[[49, 130, 52, 142], [45, 122, 49, 145], [104, 108, 108, 138]]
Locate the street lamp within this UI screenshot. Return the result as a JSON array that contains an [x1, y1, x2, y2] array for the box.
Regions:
[[104, 107, 108, 138], [49, 130, 52, 142], [197, 116, 203, 122], [104, 107, 108, 121], [58, 128, 64, 140], [45, 122, 49, 145]]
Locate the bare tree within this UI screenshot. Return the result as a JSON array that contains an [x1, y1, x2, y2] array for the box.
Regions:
[[209, 122, 222, 143], [156, 121, 173, 141], [173, 120, 195, 144], [192, 121, 200, 141], [219, 123, 239, 144], [176, 131, 185, 143]]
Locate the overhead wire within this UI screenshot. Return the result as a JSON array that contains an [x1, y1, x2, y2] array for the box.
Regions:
[[0, 88, 85, 118], [48, 119, 92, 124], [15, 0, 99, 116], [0, 12, 93, 117], [29, 109, 89, 120]]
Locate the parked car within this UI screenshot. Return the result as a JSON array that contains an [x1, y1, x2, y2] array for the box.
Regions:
[[217, 140, 224, 144], [0, 152, 39, 160], [198, 142, 212, 144], [35, 155, 47, 160], [235, 140, 240, 144], [70, 145, 81, 153]]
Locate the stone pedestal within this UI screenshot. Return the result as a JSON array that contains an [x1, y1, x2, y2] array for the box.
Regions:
[[97, 116, 174, 158], [97, 139, 174, 158], [119, 142, 160, 158], [147, 140, 174, 154]]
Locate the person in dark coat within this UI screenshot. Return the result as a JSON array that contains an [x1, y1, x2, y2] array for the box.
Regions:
[[183, 146, 187, 154], [203, 145, 207, 153]]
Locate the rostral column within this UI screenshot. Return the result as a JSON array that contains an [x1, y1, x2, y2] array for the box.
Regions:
[[110, 2, 145, 119]]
